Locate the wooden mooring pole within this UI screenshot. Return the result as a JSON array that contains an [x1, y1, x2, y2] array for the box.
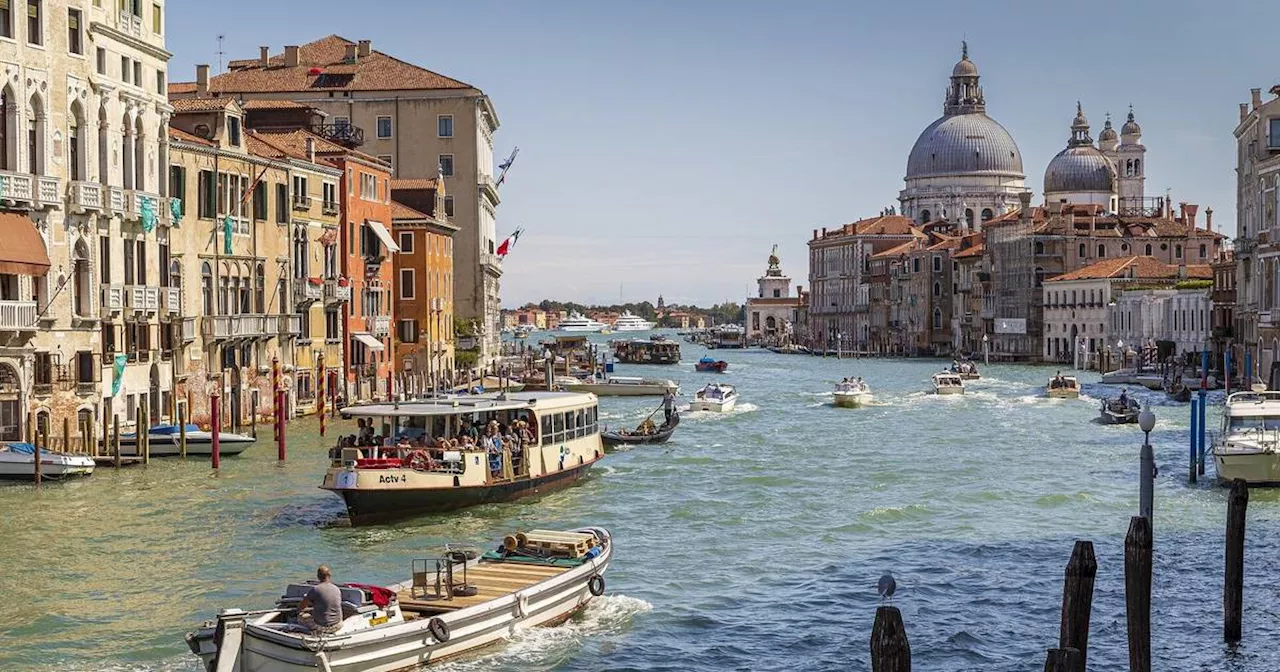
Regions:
[[112, 415, 120, 468], [869, 605, 910, 672], [1124, 516, 1152, 672], [1224, 478, 1248, 643], [100, 406, 109, 458], [1058, 540, 1096, 672], [178, 404, 188, 458], [140, 405, 149, 466], [210, 392, 221, 470], [61, 416, 68, 453], [32, 421, 41, 485], [1043, 648, 1082, 672]]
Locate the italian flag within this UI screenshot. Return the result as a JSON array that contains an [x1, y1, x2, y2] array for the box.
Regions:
[[497, 228, 523, 258]]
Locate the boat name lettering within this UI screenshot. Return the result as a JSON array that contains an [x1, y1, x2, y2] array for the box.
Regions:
[[378, 474, 404, 484]]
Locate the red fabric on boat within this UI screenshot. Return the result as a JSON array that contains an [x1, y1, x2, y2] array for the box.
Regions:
[[344, 583, 395, 607]]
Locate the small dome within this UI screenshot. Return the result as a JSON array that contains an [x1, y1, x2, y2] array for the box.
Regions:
[[1044, 146, 1115, 194], [1121, 107, 1141, 136], [952, 57, 979, 78], [1098, 115, 1118, 143]]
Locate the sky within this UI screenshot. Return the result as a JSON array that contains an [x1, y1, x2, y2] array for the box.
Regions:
[[167, 0, 1271, 308]]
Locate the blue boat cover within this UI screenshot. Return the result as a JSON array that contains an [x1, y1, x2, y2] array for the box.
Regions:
[[6, 442, 34, 454], [698, 357, 716, 364]]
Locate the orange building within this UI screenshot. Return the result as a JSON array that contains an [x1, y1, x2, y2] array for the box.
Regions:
[[392, 199, 457, 391]]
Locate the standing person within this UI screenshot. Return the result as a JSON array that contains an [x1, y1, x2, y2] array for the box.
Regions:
[[297, 565, 344, 634], [662, 388, 676, 424]]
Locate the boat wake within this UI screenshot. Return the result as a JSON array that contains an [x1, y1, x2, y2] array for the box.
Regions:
[[681, 403, 759, 420], [434, 594, 653, 671]]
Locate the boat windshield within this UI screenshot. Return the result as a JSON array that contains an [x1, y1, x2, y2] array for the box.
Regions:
[[1226, 416, 1280, 433]]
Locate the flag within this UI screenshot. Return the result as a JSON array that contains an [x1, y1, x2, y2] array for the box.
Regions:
[[112, 353, 127, 396], [496, 227, 523, 258], [223, 215, 233, 255], [140, 195, 156, 233]]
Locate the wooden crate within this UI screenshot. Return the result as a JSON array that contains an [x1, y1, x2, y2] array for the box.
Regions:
[[522, 529, 595, 558]]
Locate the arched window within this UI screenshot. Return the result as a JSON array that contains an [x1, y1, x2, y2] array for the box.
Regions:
[[0, 87, 9, 171], [201, 262, 213, 315], [1144, 243, 1152, 256], [1199, 243, 1207, 258], [933, 281, 941, 297], [169, 260, 181, 301], [1175, 244, 1183, 259], [1097, 244, 1106, 258], [218, 266, 229, 315], [255, 263, 265, 313], [1035, 267, 1045, 287], [1125, 159, 1133, 177], [964, 208, 974, 227], [68, 101, 84, 182], [26, 93, 45, 175], [133, 113, 145, 191], [932, 308, 942, 329], [1035, 241, 1045, 255], [1079, 243, 1087, 258], [121, 113, 134, 189], [240, 262, 252, 314], [1133, 159, 1141, 176], [920, 209, 930, 223], [981, 208, 993, 222], [72, 240, 91, 317]]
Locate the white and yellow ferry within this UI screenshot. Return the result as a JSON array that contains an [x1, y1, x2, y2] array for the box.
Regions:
[[322, 391, 604, 525]]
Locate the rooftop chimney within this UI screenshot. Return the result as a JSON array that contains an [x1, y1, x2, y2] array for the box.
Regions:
[[812, 229, 818, 241], [284, 45, 300, 68], [259, 46, 269, 67], [1252, 88, 1263, 110], [1205, 207, 1214, 232], [1241, 102, 1251, 122], [358, 40, 372, 58], [1185, 203, 1199, 234], [1178, 201, 1187, 223], [344, 43, 358, 63], [196, 64, 209, 97], [305, 136, 315, 163]]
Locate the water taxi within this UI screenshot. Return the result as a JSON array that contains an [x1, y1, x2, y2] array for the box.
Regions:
[[322, 391, 604, 525], [1047, 374, 1081, 399], [557, 312, 607, 332], [612, 337, 681, 364], [187, 526, 612, 672], [1212, 388, 1280, 485], [0, 443, 95, 480], [833, 379, 871, 408], [951, 360, 981, 380], [613, 310, 655, 332], [931, 372, 964, 395], [118, 423, 255, 457], [690, 383, 738, 412], [570, 374, 677, 397], [1099, 395, 1141, 424]]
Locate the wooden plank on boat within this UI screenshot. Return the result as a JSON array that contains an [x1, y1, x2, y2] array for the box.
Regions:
[[523, 530, 594, 557]]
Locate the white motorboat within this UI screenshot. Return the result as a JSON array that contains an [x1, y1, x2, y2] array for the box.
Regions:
[[557, 312, 607, 332], [0, 442, 95, 481], [931, 372, 965, 395], [833, 380, 871, 408], [1047, 375, 1081, 399], [690, 383, 738, 412], [188, 526, 611, 672], [118, 423, 255, 457], [1101, 368, 1138, 385], [1212, 388, 1280, 485], [612, 310, 655, 332], [1099, 395, 1141, 424], [572, 375, 677, 397], [950, 360, 981, 380]]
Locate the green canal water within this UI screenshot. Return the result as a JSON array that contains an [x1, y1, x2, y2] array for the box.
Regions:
[[2, 335, 1280, 671]]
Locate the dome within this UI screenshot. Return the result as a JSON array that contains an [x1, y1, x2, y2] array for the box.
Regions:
[[1121, 108, 1141, 136], [952, 57, 979, 78], [1044, 146, 1114, 194], [906, 113, 1024, 179], [1098, 116, 1118, 143]]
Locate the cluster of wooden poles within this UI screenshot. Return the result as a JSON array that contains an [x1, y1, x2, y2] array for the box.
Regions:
[[869, 479, 1253, 671]]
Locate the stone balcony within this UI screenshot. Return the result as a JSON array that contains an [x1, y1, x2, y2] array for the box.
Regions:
[[480, 252, 502, 275], [0, 171, 61, 210], [124, 285, 161, 313], [324, 279, 352, 304], [278, 313, 303, 338], [101, 284, 126, 314], [293, 277, 323, 305], [479, 173, 500, 205], [68, 181, 104, 213], [0, 300, 37, 331], [177, 315, 197, 342], [368, 315, 391, 337], [202, 314, 281, 341], [104, 187, 166, 225]]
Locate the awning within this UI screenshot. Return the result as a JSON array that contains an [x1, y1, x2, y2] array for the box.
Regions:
[[367, 220, 400, 253], [352, 332, 385, 351], [0, 213, 50, 275]]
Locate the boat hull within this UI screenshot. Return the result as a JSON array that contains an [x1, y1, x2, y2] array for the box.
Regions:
[[1047, 389, 1080, 399], [1099, 411, 1139, 424], [695, 362, 728, 373], [933, 386, 964, 395], [0, 458, 95, 481], [833, 392, 869, 408], [333, 459, 599, 526], [690, 397, 737, 412], [1213, 449, 1280, 486], [118, 433, 255, 457]]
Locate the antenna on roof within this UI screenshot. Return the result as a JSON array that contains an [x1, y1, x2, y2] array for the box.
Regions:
[[216, 35, 226, 73]]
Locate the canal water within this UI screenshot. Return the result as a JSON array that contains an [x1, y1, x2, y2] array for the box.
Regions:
[[2, 333, 1279, 671]]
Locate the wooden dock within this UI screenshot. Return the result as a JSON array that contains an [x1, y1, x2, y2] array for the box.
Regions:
[[91, 455, 146, 467]]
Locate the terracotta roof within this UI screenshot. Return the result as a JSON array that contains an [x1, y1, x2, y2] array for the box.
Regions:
[[249, 128, 385, 168], [815, 215, 923, 242], [1048, 256, 1213, 282], [391, 201, 431, 220], [167, 126, 215, 146], [171, 97, 239, 113], [390, 178, 438, 191], [240, 99, 312, 110], [208, 35, 473, 94], [927, 236, 961, 252], [871, 240, 918, 259], [245, 132, 289, 160], [952, 242, 985, 259], [168, 81, 197, 95]]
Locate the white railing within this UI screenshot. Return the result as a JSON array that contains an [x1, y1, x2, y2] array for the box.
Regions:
[[179, 316, 197, 341], [293, 277, 323, 303], [202, 314, 281, 340], [0, 300, 37, 331], [122, 190, 164, 223], [162, 287, 181, 314], [101, 285, 125, 313], [369, 315, 391, 337], [37, 176, 60, 207], [118, 11, 142, 36], [68, 181, 103, 212], [125, 285, 161, 312], [325, 280, 352, 302], [106, 186, 126, 214], [480, 252, 502, 272], [1262, 310, 1273, 327], [279, 313, 303, 337]]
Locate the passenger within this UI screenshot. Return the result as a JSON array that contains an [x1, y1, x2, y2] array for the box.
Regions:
[[1119, 388, 1129, 405], [297, 565, 343, 634]]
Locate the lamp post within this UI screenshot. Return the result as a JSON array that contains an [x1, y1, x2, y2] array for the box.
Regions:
[[982, 334, 989, 366], [1138, 404, 1156, 525]]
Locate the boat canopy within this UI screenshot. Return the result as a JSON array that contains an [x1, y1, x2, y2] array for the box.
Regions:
[[4, 442, 35, 454], [149, 423, 200, 435], [341, 391, 594, 419]]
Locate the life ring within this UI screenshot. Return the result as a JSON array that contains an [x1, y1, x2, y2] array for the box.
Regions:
[[587, 575, 605, 597], [428, 617, 450, 643], [408, 450, 431, 472]]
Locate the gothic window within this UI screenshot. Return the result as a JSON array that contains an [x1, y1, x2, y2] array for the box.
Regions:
[[1145, 244, 1152, 256], [1200, 243, 1207, 259], [68, 101, 85, 182], [26, 93, 45, 175], [1035, 241, 1044, 255], [201, 262, 213, 315], [964, 208, 974, 227], [255, 263, 265, 313], [1125, 159, 1133, 177], [72, 240, 91, 317], [933, 281, 941, 297], [920, 209, 930, 223], [932, 308, 941, 329], [121, 113, 133, 189], [1133, 159, 1140, 176]]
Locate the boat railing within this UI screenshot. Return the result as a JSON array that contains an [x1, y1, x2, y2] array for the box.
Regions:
[[1225, 390, 1280, 405]]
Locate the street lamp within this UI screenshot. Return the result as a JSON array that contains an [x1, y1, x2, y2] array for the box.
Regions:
[[1138, 403, 1156, 524]]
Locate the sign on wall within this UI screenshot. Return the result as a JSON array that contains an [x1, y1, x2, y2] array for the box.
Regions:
[[995, 318, 1027, 335]]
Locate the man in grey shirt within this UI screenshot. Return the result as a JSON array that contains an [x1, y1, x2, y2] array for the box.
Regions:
[[298, 565, 344, 633]]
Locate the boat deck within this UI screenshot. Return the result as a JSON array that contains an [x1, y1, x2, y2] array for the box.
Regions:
[[397, 559, 572, 615]]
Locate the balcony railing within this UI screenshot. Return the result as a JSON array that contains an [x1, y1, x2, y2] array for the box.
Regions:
[[478, 173, 500, 204], [324, 279, 352, 303], [162, 287, 181, 314], [101, 285, 126, 313], [310, 123, 364, 148], [480, 253, 502, 274], [118, 10, 143, 36], [179, 316, 197, 342], [68, 181, 104, 213], [201, 314, 281, 340], [279, 314, 303, 337], [368, 315, 391, 337], [322, 201, 339, 215], [125, 285, 161, 313], [0, 300, 37, 331], [0, 171, 61, 210], [293, 277, 323, 304], [292, 195, 313, 211]]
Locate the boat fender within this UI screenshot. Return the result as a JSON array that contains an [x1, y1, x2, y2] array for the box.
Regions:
[[588, 575, 606, 597], [515, 590, 530, 618], [428, 617, 450, 643]]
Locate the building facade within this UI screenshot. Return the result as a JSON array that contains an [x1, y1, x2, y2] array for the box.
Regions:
[[1233, 86, 1280, 380], [745, 247, 804, 345], [392, 199, 457, 390]]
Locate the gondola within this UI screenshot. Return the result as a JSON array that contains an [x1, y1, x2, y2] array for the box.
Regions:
[[601, 412, 680, 447]]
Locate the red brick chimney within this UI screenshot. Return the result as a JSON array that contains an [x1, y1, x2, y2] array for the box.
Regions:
[[1185, 204, 1199, 237]]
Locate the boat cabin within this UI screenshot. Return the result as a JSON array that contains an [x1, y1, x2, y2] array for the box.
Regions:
[[612, 338, 681, 364], [1221, 391, 1280, 435]]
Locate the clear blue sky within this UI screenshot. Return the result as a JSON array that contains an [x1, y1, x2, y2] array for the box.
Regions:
[[169, 0, 1264, 308]]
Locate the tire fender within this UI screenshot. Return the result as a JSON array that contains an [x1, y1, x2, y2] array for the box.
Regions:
[[428, 617, 450, 643], [588, 574, 605, 597]]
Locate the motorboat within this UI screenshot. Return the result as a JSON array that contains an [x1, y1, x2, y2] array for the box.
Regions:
[[0, 443, 95, 481], [557, 312, 607, 332], [602, 412, 679, 447], [119, 423, 255, 457], [513, 325, 535, 339], [931, 372, 965, 395], [1047, 375, 1081, 399], [1101, 368, 1139, 385], [187, 526, 611, 672], [612, 337, 681, 364], [950, 360, 981, 380], [1212, 388, 1280, 485], [695, 357, 728, 373], [612, 311, 655, 332], [324, 391, 604, 525], [571, 375, 678, 397], [690, 383, 738, 412], [833, 380, 871, 408], [1099, 395, 1141, 424]]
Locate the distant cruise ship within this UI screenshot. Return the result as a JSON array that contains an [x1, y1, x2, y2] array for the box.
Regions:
[[613, 311, 655, 332], [558, 312, 608, 332]]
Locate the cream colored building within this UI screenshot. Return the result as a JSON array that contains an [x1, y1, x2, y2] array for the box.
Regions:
[[171, 35, 504, 365]]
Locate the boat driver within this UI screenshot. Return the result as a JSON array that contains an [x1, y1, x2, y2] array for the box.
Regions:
[[297, 565, 344, 634], [1119, 388, 1129, 405]]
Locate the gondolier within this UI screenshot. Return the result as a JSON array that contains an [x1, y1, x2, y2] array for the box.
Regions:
[[663, 389, 675, 423]]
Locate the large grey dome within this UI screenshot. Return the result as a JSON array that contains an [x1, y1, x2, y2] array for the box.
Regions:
[[1044, 146, 1114, 194], [906, 113, 1024, 180]]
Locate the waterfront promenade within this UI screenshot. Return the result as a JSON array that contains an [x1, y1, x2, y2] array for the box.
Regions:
[[0, 339, 1277, 670]]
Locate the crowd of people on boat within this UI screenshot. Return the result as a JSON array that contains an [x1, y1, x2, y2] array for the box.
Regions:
[[837, 377, 868, 392], [950, 360, 979, 376], [697, 383, 731, 400], [1049, 372, 1075, 389], [336, 416, 537, 477]]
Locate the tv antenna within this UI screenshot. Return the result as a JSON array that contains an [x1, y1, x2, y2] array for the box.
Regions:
[[217, 35, 226, 73]]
